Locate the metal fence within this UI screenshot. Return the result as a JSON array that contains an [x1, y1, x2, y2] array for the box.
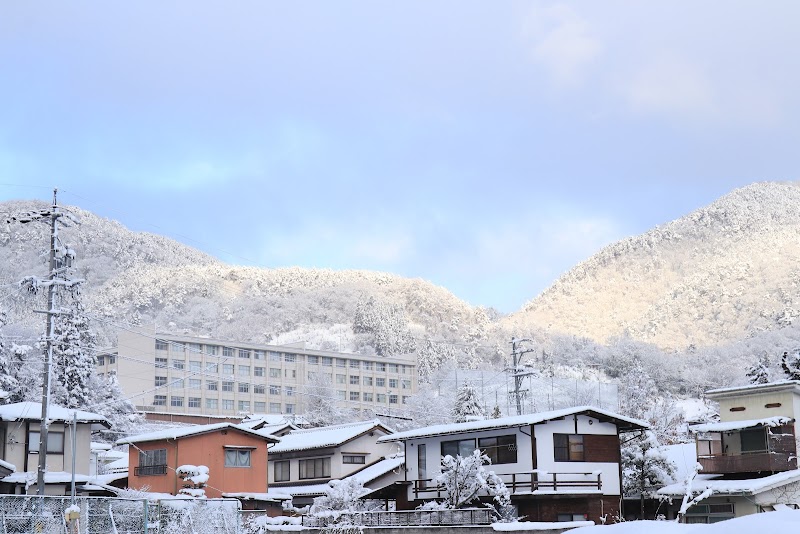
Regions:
[[0, 495, 148, 534], [302, 508, 493, 527]]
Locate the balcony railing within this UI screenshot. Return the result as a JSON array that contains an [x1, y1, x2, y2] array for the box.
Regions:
[[413, 471, 602, 500], [302, 508, 492, 527], [698, 452, 797, 474], [134, 465, 168, 476]]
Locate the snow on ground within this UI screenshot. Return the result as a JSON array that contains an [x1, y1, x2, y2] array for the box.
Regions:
[[570, 509, 800, 533]]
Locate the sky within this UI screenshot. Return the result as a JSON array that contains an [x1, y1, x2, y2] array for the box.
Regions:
[[1, 2, 799, 313]]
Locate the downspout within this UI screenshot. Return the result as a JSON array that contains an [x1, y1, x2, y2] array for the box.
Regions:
[[174, 439, 179, 495], [23, 421, 30, 473]]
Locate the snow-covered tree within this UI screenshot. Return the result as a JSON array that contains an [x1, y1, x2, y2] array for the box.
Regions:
[[452, 382, 484, 423], [490, 405, 502, 419], [353, 296, 415, 357], [0, 309, 18, 402], [675, 463, 712, 523], [426, 450, 511, 515], [309, 478, 371, 517], [621, 431, 676, 518], [781, 351, 800, 380], [303, 373, 354, 427], [51, 298, 97, 409], [617, 360, 658, 421], [746, 354, 771, 384], [92, 371, 142, 440], [176, 464, 209, 498]]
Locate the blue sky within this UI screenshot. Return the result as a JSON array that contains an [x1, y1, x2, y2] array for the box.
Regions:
[[1, 2, 798, 313]]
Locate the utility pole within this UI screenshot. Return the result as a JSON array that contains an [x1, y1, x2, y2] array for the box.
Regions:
[[7, 189, 80, 495], [508, 337, 536, 416]]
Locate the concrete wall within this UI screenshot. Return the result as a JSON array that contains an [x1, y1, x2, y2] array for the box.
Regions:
[[2, 421, 93, 475], [718, 391, 796, 422]]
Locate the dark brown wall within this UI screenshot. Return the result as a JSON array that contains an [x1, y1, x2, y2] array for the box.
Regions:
[[584, 434, 621, 463], [516, 495, 621, 525]]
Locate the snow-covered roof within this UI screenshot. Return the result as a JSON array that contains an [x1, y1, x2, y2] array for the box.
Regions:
[[346, 454, 405, 485], [493, 521, 594, 531], [659, 443, 698, 486], [105, 456, 128, 473], [690, 416, 793, 433], [222, 491, 292, 502], [116, 422, 280, 445], [272, 483, 331, 497], [0, 402, 110, 429], [704, 380, 800, 398], [90, 441, 112, 451], [269, 420, 392, 453], [2, 471, 93, 485], [379, 406, 648, 443], [658, 469, 800, 497], [0, 458, 16, 473]]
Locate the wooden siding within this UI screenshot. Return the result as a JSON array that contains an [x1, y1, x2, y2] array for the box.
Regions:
[[583, 434, 621, 463]]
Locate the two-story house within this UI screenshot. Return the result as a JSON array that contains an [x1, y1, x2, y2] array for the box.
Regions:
[[268, 420, 400, 506], [118, 422, 279, 499], [658, 380, 800, 522], [377, 406, 648, 524], [0, 402, 111, 495]]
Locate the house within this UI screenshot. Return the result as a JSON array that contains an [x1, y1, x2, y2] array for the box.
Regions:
[[658, 380, 800, 521], [117, 422, 279, 499], [377, 406, 648, 524], [267, 420, 400, 506], [0, 402, 111, 495]]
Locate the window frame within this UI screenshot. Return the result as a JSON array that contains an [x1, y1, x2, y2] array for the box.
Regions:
[[224, 448, 252, 468], [553, 434, 585, 462], [299, 457, 331, 479], [479, 435, 518, 464], [274, 460, 291, 482]]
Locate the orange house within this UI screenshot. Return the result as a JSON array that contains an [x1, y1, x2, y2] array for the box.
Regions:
[[118, 423, 279, 498]]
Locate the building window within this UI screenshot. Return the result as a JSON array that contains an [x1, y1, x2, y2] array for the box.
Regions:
[[557, 514, 588, 522], [155, 339, 169, 351], [253, 350, 264, 360], [389, 394, 398, 404], [336, 358, 346, 368], [222, 399, 234, 410], [222, 381, 234, 392], [239, 383, 250, 394], [188, 379, 201, 390], [285, 403, 295, 414], [207, 380, 218, 391], [189, 361, 202, 372], [223, 347, 234, 358], [285, 369, 296, 378], [285, 387, 295, 397], [270, 368, 281, 378], [223, 364, 234, 375], [363, 361, 373, 371], [363, 376, 373, 386], [269, 402, 281, 413], [239, 349, 250, 359], [376, 393, 386, 403], [284, 353, 297, 363], [418, 443, 428, 489], [254, 367, 265, 377], [343, 455, 366, 464], [299, 458, 330, 479], [441, 438, 476, 458], [155, 376, 167, 387], [239, 366, 250, 376], [554, 434, 585, 462], [376, 378, 386, 387], [188, 397, 201, 408], [350, 360, 360, 369], [255, 401, 266, 412], [172, 360, 185, 370], [402, 396, 410, 404], [269, 385, 281, 395], [206, 345, 219, 356], [322, 357, 333, 367], [172, 342, 184, 353], [207, 363, 218, 373], [363, 392, 373, 402], [225, 448, 252, 468], [137, 448, 167, 476], [269, 351, 281, 362], [349, 375, 360, 385], [254, 384, 266, 395], [479, 435, 517, 464], [155, 357, 167, 368], [307, 355, 319, 365], [206, 399, 218, 410], [171, 378, 184, 389], [239, 400, 250, 411], [388, 364, 398, 373], [338, 390, 347, 400], [336, 374, 346, 384], [376, 363, 386, 372], [153, 395, 167, 406], [274, 460, 290, 482], [350, 392, 360, 401], [402, 380, 411, 389], [28, 431, 65, 454], [684, 503, 735, 524], [389, 379, 398, 388], [171, 396, 184, 407], [187, 343, 201, 354]]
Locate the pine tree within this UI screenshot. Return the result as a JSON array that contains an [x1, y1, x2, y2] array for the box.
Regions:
[[491, 405, 502, 419], [781, 351, 800, 381], [93, 371, 141, 440], [51, 298, 97, 409], [746, 354, 771, 384], [452, 382, 484, 423], [0, 309, 18, 402], [621, 431, 676, 519]]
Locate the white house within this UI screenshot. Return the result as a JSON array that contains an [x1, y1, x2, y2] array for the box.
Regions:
[[377, 406, 648, 524]]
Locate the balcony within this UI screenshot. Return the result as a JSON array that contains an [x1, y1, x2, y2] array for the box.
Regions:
[[697, 429, 797, 474], [412, 471, 602, 500], [698, 451, 797, 474]]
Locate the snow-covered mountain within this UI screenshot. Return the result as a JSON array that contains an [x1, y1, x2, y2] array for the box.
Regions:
[[504, 182, 800, 350]]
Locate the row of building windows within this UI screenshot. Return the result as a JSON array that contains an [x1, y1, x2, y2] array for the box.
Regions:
[[152, 396, 297, 414], [153, 391, 409, 407], [137, 447, 250, 475], [153, 340, 411, 373], [154, 375, 410, 392]]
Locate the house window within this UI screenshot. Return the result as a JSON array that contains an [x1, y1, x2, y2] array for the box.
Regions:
[[285, 369, 296, 378], [740, 428, 767, 453], [171, 378, 184, 389], [479, 435, 517, 464], [441, 438, 476, 458], [225, 448, 252, 468], [350, 375, 360, 385], [338, 390, 347, 400], [557, 513, 588, 522], [28, 431, 65, 454], [222, 381, 234, 392], [206, 399, 218, 410], [275, 460, 291, 482], [155, 357, 167, 368], [171, 343, 184, 354], [684, 503, 735, 523], [171, 396, 184, 407], [336, 359, 346, 368], [155, 376, 167, 387], [336, 374, 346, 384], [402, 380, 411, 389], [137, 448, 167, 476], [299, 458, 331, 479], [155, 339, 169, 351], [285, 387, 295, 397], [554, 434, 585, 462], [343, 455, 366, 464], [253, 350, 264, 360], [187, 343, 201, 354], [153, 395, 167, 406], [376, 393, 386, 403], [222, 399, 234, 410], [188, 397, 201, 408], [418, 443, 428, 489]]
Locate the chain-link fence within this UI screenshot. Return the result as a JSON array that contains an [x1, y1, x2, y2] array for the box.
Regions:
[[0, 495, 148, 534]]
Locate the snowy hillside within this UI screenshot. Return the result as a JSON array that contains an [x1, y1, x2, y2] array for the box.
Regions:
[[505, 182, 800, 350]]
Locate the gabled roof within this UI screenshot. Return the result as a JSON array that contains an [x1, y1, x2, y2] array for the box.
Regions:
[[116, 422, 280, 445], [273, 454, 405, 498], [690, 416, 793, 433], [269, 420, 393, 453], [0, 402, 110, 429], [378, 406, 648, 443]]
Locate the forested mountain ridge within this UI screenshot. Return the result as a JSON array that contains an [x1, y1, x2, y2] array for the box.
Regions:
[[505, 182, 800, 350]]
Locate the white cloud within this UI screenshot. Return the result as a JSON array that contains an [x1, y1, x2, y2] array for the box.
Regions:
[[523, 4, 602, 87]]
